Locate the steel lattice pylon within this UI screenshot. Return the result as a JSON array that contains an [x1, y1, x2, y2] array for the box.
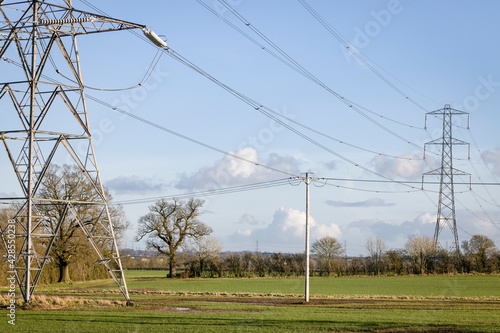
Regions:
[[0, 0, 156, 304], [423, 104, 470, 254]]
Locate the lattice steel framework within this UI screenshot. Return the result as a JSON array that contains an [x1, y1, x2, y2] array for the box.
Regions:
[[0, 0, 152, 304], [423, 104, 470, 254]]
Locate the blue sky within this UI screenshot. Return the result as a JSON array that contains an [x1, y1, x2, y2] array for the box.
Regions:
[[1, 0, 500, 255]]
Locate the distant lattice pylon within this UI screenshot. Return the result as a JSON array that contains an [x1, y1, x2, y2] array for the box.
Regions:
[[422, 104, 471, 254]]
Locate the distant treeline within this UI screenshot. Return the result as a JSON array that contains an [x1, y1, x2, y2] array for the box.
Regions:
[[121, 246, 500, 278], [1, 234, 498, 285]]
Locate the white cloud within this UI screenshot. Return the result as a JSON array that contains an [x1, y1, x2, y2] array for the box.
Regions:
[[237, 213, 261, 226], [175, 147, 301, 190], [225, 208, 500, 254], [372, 153, 437, 179], [228, 207, 342, 252], [323, 160, 338, 171], [482, 147, 500, 175], [236, 229, 252, 237], [456, 209, 500, 243], [312, 223, 342, 240], [341, 213, 437, 252], [414, 212, 436, 225]]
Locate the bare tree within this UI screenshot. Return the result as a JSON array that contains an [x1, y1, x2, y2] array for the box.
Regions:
[[37, 165, 127, 283], [366, 236, 386, 275], [185, 236, 222, 277], [312, 236, 343, 276], [405, 235, 436, 274], [136, 198, 211, 278]]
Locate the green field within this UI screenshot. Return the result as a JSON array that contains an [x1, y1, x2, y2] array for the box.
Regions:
[[1, 272, 499, 332], [51, 270, 500, 298]]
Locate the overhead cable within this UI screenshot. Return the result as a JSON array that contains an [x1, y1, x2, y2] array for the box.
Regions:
[[111, 178, 291, 205], [298, 0, 430, 112], [198, 0, 427, 134]]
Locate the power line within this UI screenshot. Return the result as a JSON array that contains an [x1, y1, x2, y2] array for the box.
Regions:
[[197, 0, 428, 137], [297, 0, 429, 112], [0, 54, 298, 178], [5, 50, 481, 198], [76, 1, 441, 191], [60, 2, 500, 214], [111, 178, 291, 205], [85, 95, 297, 178], [165, 49, 431, 189]]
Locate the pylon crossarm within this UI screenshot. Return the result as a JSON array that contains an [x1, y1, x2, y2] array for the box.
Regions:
[[0, 2, 146, 39]]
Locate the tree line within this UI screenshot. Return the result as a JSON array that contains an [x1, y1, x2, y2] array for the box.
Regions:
[[129, 197, 500, 278], [120, 234, 500, 278], [1, 168, 499, 285]]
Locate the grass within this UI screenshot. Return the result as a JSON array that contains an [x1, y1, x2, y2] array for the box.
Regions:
[[1, 272, 500, 332], [3, 296, 500, 332], [49, 272, 500, 298], [123, 270, 169, 279]]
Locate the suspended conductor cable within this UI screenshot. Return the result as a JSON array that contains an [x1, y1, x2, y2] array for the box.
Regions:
[[197, 0, 425, 131], [3, 54, 491, 196], [0, 53, 297, 178], [78, 1, 438, 164], [198, 0, 425, 133], [456, 196, 500, 230], [470, 189, 500, 209], [298, 0, 429, 112], [204, 0, 443, 163], [54, 47, 165, 91], [84, 94, 297, 178], [323, 181, 421, 194], [456, 126, 500, 207], [111, 178, 291, 205]]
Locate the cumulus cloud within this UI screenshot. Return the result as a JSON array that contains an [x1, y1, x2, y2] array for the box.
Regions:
[[326, 198, 395, 208], [456, 210, 500, 242], [175, 147, 301, 190], [342, 211, 500, 254], [341, 213, 437, 251], [312, 223, 342, 241], [229, 207, 342, 252], [482, 147, 500, 175], [237, 213, 261, 226], [323, 161, 338, 171], [106, 175, 166, 194], [372, 153, 437, 179]]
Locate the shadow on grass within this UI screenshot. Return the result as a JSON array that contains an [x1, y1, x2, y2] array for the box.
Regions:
[[7, 310, 472, 333]]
